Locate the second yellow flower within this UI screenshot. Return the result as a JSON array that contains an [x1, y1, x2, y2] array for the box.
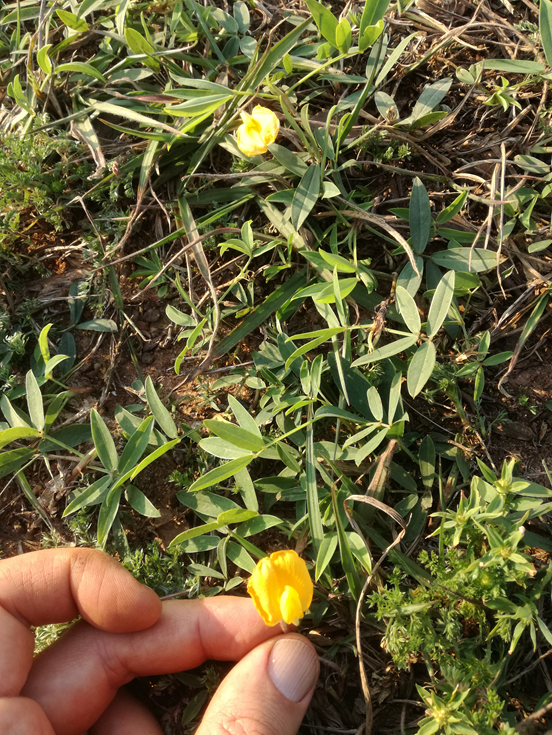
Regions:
[[236, 105, 280, 157]]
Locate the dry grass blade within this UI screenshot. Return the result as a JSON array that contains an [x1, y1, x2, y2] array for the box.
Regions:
[[342, 442, 406, 735], [336, 198, 421, 278], [176, 198, 220, 365]]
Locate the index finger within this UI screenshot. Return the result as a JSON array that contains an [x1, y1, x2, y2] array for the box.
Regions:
[[0, 549, 161, 632]]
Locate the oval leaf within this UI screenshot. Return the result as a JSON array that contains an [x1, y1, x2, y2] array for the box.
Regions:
[[407, 341, 436, 397], [426, 270, 455, 338]]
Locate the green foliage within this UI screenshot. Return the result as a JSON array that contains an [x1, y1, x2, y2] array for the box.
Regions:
[[122, 541, 192, 597], [370, 460, 552, 733], [0, 123, 76, 251]]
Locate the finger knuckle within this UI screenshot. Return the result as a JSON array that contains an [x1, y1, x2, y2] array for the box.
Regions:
[[212, 712, 268, 735]]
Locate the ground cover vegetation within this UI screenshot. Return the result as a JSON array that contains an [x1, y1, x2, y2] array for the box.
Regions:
[[1, 0, 552, 731]]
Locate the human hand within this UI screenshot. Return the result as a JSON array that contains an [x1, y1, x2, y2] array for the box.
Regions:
[[0, 548, 319, 735]]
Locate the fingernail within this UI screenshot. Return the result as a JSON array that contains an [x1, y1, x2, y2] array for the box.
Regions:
[[268, 638, 319, 702]]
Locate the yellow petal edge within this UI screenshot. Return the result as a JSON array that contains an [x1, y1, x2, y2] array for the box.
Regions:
[[247, 549, 313, 627], [236, 106, 280, 157]]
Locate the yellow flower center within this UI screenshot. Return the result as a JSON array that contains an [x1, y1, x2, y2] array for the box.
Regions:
[[240, 111, 261, 133], [280, 585, 303, 626]]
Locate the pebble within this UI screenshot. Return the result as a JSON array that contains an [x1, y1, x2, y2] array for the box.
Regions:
[[143, 307, 161, 323]]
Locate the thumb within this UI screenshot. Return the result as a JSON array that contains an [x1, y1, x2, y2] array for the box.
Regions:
[[197, 633, 319, 735]]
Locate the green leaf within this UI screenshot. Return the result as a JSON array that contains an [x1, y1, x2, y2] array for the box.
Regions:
[[304, 0, 338, 46], [360, 0, 390, 33], [39, 424, 91, 452], [130, 439, 180, 480], [188, 562, 226, 580], [306, 408, 324, 556], [234, 1, 250, 33], [236, 514, 282, 537], [267, 143, 308, 177], [395, 285, 421, 334], [332, 488, 361, 598], [409, 111, 447, 131], [0, 396, 31, 428], [292, 165, 321, 230], [37, 45, 53, 75], [170, 94, 233, 116], [56, 62, 106, 83], [528, 239, 552, 253], [173, 535, 220, 552], [407, 341, 436, 397], [38, 324, 52, 365], [169, 522, 221, 547], [409, 177, 432, 254], [483, 351, 513, 366], [90, 408, 119, 472], [177, 489, 240, 517], [199, 437, 254, 459], [76, 0, 107, 19], [97, 488, 123, 547], [125, 484, 161, 517], [431, 248, 501, 273], [180, 690, 208, 726], [541, 0, 552, 69], [355, 426, 388, 466], [166, 305, 195, 327], [217, 508, 258, 525], [125, 27, 160, 72], [188, 456, 254, 492], [426, 269, 455, 337], [358, 20, 384, 52], [436, 190, 468, 224], [56, 9, 88, 31], [117, 416, 154, 475], [375, 91, 399, 122], [204, 419, 265, 452], [346, 531, 372, 573], [410, 78, 452, 122], [0, 426, 40, 450], [25, 371, 44, 432], [43, 391, 69, 433], [43, 354, 70, 378], [0, 447, 35, 478], [315, 532, 338, 581], [145, 376, 179, 439], [351, 335, 418, 367], [228, 395, 262, 438], [367, 386, 383, 422], [226, 540, 256, 572], [335, 18, 352, 53], [484, 59, 545, 74], [419, 436, 435, 489], [397, 257, 423, 296], [63, 477, 112, 516], [89, 101, 183, 137], [76, 319, 118, 333], [318, 250, 356, 273]]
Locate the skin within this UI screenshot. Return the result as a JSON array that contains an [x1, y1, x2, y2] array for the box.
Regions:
[[0, 548, 318, 735]]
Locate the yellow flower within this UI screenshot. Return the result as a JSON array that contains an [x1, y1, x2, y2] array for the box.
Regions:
[[236, 105, 280, 157], [247, 549, 313, 627]]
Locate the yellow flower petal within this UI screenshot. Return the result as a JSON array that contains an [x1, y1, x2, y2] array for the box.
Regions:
[[251, 105, 280, 146], [235, 106, 279, 157], [247, 549, 313, 627], [280, 585, 303, 626], [247, 555, 282, 626]]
